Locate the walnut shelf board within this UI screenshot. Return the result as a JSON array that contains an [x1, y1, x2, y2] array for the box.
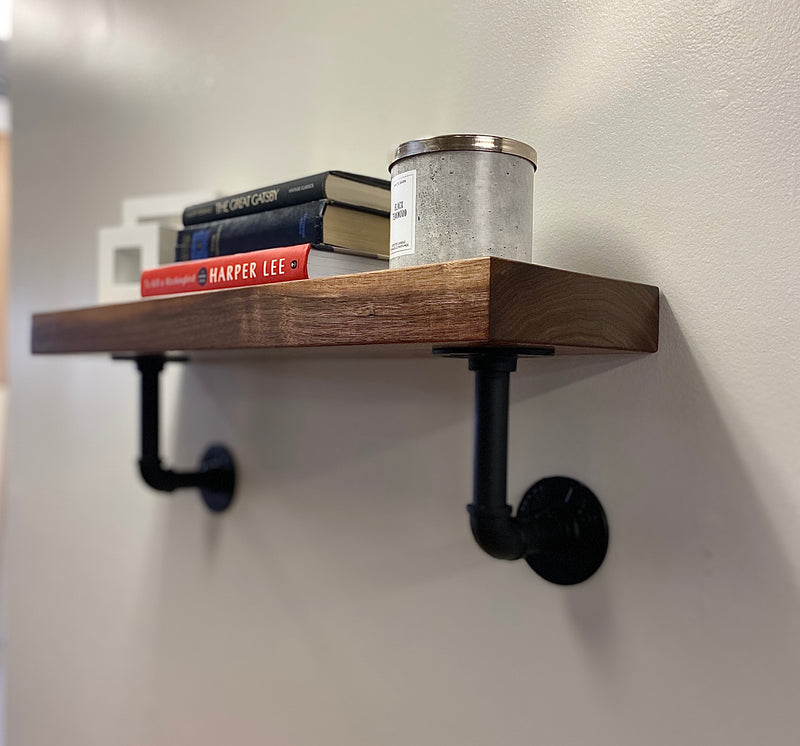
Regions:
[[31, 257, 659, 356]]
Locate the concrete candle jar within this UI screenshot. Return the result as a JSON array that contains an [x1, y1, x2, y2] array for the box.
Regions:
[[388, 134, 537, 269]]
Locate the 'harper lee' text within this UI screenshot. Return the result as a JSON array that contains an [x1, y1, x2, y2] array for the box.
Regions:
[[209, 257, 286, 284]]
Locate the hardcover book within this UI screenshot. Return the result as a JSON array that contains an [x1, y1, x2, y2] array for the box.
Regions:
[[175, 199, 389, 262], [143, 244, 387, 297], [181, 171, 390, 226]]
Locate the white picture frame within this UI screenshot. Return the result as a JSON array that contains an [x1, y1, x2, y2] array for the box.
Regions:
[[97, 224, 178, 303]]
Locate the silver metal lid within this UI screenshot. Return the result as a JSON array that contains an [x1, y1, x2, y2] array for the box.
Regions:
[[390, 134, 537, 171]]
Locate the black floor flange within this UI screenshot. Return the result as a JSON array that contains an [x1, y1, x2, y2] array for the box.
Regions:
[[517, 476, 608, 585], [113, 354, 236, 512], [434, 347, 609, 585]]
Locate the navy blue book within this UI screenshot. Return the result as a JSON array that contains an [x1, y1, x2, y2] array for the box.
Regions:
[[175, 199, 389, 261], [181, 171, 390, 226]]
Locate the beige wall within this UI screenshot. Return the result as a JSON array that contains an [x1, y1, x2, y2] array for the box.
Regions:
[[5, 1, 800, 744], [0, 133, 7, 384]]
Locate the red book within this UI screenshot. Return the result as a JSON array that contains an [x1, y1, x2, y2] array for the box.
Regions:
[[141, 244, 313, 297]]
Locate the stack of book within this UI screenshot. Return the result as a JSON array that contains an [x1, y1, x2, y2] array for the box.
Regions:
[[141, 171, 391, 297]]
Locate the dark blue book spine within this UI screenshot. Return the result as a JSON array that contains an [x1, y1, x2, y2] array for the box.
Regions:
[[175, 201, 326, 261]]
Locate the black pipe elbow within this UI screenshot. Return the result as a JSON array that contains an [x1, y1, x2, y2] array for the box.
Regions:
[[113, 354, 235, 511], [139, 458, 180, 492], [468, 503, 528, 560]]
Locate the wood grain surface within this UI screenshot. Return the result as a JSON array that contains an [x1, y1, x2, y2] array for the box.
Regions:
[[31, 257, 659, 355]]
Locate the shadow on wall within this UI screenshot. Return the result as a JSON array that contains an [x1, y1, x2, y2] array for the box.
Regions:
[[138, 352, 483, 591], [121, 355, 485, 741], [509, 296, 800, 731], [134, 297, 800, 741]]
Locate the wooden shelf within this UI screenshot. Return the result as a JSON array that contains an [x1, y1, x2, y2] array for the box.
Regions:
[[31, 257, 659, 356]]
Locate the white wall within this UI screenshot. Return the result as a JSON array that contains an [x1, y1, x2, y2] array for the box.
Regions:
[[5, 0, 800, 744]]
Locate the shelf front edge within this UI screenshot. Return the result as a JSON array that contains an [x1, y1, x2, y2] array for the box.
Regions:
[[31, 258, 660, 355], [32, 259, 495, 354]]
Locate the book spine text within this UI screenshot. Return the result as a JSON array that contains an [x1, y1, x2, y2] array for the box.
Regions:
[[142, 244, 311, 297], [182, 174, 331, 225]]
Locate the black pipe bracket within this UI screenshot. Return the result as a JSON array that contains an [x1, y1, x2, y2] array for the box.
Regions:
[[113, 354, 236, 512], [434, 347, 609, 585]]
